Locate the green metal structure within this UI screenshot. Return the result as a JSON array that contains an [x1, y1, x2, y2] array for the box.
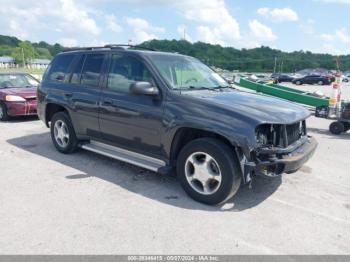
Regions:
[[236, 78, 329, 107]]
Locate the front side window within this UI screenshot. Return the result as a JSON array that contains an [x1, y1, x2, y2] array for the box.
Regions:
[[47, 54, 75, 82], [80, 54, 105, 87], [107, 54, 153, 93], [149, 54, 229, 90]]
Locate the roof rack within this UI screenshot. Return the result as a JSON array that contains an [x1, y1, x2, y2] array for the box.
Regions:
[[104, 44, 156, 51], [63, 44, 155, 52]]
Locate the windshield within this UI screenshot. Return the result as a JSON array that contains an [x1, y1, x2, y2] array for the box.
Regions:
[[149, 54, 229, 90], [0, 74, 40, 89]]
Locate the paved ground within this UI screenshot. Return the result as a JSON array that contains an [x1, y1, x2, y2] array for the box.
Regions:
[[0, 84, 349, 254]]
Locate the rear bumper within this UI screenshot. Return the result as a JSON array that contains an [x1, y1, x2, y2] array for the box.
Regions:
[[5, 101, 37, 116], [246, 136, 318, 177]]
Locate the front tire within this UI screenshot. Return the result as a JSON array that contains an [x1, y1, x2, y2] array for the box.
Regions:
[[329, 121, 344, 135], [176, 138, 242, 205], [0, 102, 9, 121], [295, 80, 302, 85], [318, 80, 324, 85], [50, 111, 79, 154]]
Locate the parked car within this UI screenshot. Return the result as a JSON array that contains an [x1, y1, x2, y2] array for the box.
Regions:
[[38, 46, 317, 205], [271, 73, 294, 83], [342, 75, 350, 82], [0, 73, 39, 121], [292, 74, 332, 85]]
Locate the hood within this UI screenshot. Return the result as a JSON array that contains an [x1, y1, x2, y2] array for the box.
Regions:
[[182, 89, 310, 124], [0, 87, 37, 99]]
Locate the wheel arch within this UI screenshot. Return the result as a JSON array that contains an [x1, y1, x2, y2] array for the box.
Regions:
[[45, 103, 69, 127], [169, 127, 241, 167]]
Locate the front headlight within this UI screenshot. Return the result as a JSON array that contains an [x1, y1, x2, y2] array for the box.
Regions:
[[256, 131, 268, 146], [255, 124, 278, 147], [5, 95, 26, 102]]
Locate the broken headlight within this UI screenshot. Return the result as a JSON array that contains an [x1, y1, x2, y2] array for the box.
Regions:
[[255, 124, 281, 147]]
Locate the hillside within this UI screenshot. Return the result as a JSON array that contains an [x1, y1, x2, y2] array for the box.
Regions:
[[141, 39, 350, 72], [0, 35, 65, 64], [1, 35, 349, 72]]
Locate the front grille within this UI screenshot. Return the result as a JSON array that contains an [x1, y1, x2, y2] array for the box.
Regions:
[[286, 122, 302, 146], [256, 121, 306, 148], [25, 97, 37, 102]]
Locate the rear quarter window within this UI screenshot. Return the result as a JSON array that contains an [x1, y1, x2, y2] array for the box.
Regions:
[[46, 54, 75, 82]]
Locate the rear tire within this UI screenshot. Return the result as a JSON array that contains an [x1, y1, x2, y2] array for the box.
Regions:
[[329, 121, 344, 135], [318, 80, 324, 85], [50, 111, 79, 154], [176, 138, 242, 205], [295, 81, 302, 85], [0, 102, 9, 121]]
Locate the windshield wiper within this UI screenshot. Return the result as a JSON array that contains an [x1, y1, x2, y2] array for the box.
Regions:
[[175, 86, 227, 91]]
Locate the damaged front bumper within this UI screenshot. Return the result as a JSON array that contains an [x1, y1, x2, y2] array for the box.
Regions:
[[5, 100, 37, 117], [245, 136, 318, 177]]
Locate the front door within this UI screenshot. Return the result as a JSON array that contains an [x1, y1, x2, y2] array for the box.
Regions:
[[98, 53, 164, 158]]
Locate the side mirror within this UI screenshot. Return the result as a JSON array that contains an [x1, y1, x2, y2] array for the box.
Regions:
[[130, 81, 159, 96]]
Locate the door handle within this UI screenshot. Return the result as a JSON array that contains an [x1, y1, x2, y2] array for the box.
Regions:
[[102, 99, 113, 106], [64, 92, 73, 98]]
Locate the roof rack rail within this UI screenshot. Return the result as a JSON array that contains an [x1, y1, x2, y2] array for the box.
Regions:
[[63, 46, 110, 52], [63, 44, 155, 52], [103, 44, 156, 51]]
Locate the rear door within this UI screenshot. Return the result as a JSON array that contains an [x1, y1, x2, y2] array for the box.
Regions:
[[66, 53, 107, 137], [308, 75, 319, 84], [98, 53, 164, 158]]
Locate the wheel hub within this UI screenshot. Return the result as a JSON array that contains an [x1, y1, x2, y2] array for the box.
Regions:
[[54, 120, 69, 148], [185, 152, 222, 195]]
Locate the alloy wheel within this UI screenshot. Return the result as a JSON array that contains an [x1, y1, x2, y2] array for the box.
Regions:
[[54, 120, 70, 148], [184, 152, 222, 195]]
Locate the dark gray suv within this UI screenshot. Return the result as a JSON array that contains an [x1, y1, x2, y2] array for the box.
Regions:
[[37, 45, 317, 205]]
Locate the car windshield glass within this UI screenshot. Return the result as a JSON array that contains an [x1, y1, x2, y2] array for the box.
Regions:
[[149, 54, 229, 90], [0, 74, 39, 89]]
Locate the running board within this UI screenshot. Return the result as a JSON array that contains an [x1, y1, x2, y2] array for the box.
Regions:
[[80, 140, 166, 172]]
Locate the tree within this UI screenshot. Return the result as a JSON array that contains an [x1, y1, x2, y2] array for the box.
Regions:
[[11, 41, 36, 66], [0, 45, 15, 56], [36, 47, 52, 59]]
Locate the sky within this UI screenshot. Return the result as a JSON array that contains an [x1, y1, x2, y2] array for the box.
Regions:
[[0, 0, 350, 54]]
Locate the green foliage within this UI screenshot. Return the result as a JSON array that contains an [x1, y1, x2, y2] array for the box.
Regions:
[[36, 47, 52, 59], [0, 45, 14, 56], [0, 35, 65, 63], [0, 35, 20, 46], [1, 34, 350, 71], [140, 39, 350, 72], [10, 48, 24, 65]]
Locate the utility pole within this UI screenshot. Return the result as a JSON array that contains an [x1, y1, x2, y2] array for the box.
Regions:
[[281, 60, 284, 73], [181, 27, 186, 41], [21, 48, 25, 68], [273, 56, 277, 73]]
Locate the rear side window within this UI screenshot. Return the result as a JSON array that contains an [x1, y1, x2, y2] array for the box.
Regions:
[[80, 54, 104, 87], [47, 54, 75, 82], [70, 55, 85, 85]]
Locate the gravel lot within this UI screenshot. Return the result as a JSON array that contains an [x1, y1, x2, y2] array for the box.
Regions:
[[0, 83, 349, 255]]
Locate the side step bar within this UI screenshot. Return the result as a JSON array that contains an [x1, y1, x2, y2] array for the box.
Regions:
[[80, 140, 166, 172]]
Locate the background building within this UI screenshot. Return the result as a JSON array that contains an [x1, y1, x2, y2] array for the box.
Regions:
[[0, 56, 15, 68]]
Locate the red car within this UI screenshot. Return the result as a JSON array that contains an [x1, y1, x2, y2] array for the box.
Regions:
[[0, 73, 39, 121]]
